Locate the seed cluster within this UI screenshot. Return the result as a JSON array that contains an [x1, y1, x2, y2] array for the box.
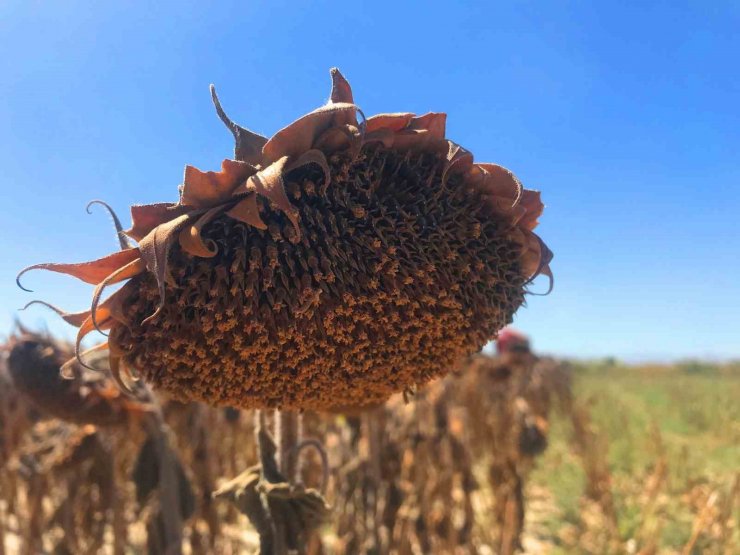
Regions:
[[110, 145, 526, 410]]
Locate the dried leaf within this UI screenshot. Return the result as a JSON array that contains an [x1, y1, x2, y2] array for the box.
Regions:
[[329, 67, 354, 104], [286, 149, 331, 188], [365, 113, 415, 133], [17, 248, 141, 291], [138, 213, 198, 322], [478, 163, 522, 206], [239, 157, 300, 237], [408, 112, 447, 138], [20, 300, 91, 327], [180, 159, 256, 209], [90, 257, 146, 334], [178, 206, 224, 258], [262, 103, 357, 164], [518, 190, 544, 231], [86, 200, 134, 250], [126, 203, 189, 242], [109, 355, 137, 395], [210, 84, 268, 165]]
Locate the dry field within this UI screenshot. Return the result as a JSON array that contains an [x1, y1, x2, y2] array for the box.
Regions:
[[1, 339, 738, 554]]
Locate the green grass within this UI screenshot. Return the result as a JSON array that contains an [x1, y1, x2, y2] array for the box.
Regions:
[[528, 362, 740, 552]]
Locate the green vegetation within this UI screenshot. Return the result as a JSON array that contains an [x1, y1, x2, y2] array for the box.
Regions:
[[528, 362, 740, 553]]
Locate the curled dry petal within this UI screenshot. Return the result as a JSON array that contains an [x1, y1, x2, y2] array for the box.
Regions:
[[285, 149, 331, 188], [126, 203, 189, 242], [74, 284, 132, 364], [528, 236, 554, 294], [180, 159, 256, 209], [179, 206, 225, 258], [478, 163, 523, 206], [515, 230, 553, 294], [86, 200, 134, 250], [20, 300, 91, 327], [60, 341, 109, 380], [408, 112, 447, 138], [238, 157, 300, 237], [329, 67, 354, 104], [366, 113, 415, 133], [210, 84, 268, 166], [138, 212, 198, 322], [109, 355, 137, 395], [313, 125, 360, 153], [518, 190, 544, 231], [90, 257, 147, 335], [16, 248, 141, 292], [262, 103, 358, 164]]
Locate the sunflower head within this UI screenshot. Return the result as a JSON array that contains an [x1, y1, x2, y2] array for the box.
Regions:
[[18, 69, 552, 411], [6, 330, 147, 426]]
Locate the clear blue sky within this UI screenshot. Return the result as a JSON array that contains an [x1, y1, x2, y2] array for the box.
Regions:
[[1, 1, 738, 361]]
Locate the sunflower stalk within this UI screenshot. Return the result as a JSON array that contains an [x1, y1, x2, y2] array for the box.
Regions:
[[140, 389, 184, 554], [276, 410, 302, 483], [233, 410, 325, 555]]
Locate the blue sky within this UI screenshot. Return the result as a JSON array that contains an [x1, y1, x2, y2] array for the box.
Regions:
[[1, 1, 738, 361]]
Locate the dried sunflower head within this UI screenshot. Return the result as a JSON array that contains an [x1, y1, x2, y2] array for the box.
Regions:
[[18, 69, 552, 411], [6, 330, 149, 426]]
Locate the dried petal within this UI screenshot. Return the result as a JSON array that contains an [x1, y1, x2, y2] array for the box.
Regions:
[[20, 300, 91, 327], [239, 157, 300, 237], [17, 249, 141, 291], [262, 103, 358, 164], [126, 203, 189, 242], [518, 190, 544, 231], [366, 113, 415, 133], [179, 206, 225, 258], [478, 163, 522, 205], [138, 212, 198, 321], [408, 112, 447, 138], [181, 159, 256, 208], [329, 67, 353, 104], [86, 200, 134, 250], [210, 84, 268, 165], [90, 257, 147, 334]]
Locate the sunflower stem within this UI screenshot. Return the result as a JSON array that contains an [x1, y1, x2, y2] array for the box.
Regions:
[[254, 410, 278, 555], [275, 410, 302, 483], [141, 389, 183, 555]]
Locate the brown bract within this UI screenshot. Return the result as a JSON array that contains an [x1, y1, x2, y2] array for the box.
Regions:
[[17, 68, 552, 410]]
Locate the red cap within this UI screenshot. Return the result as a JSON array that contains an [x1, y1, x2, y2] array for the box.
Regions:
[[496, 327, 530, 354]]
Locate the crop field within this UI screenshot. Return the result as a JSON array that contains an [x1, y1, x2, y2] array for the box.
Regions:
[[524, 362, 740, 554], [2, 333, 737, 554], [3, 2, 738, 555]]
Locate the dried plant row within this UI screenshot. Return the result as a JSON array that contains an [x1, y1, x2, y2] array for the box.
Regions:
[[3, 330, 739, 553]]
